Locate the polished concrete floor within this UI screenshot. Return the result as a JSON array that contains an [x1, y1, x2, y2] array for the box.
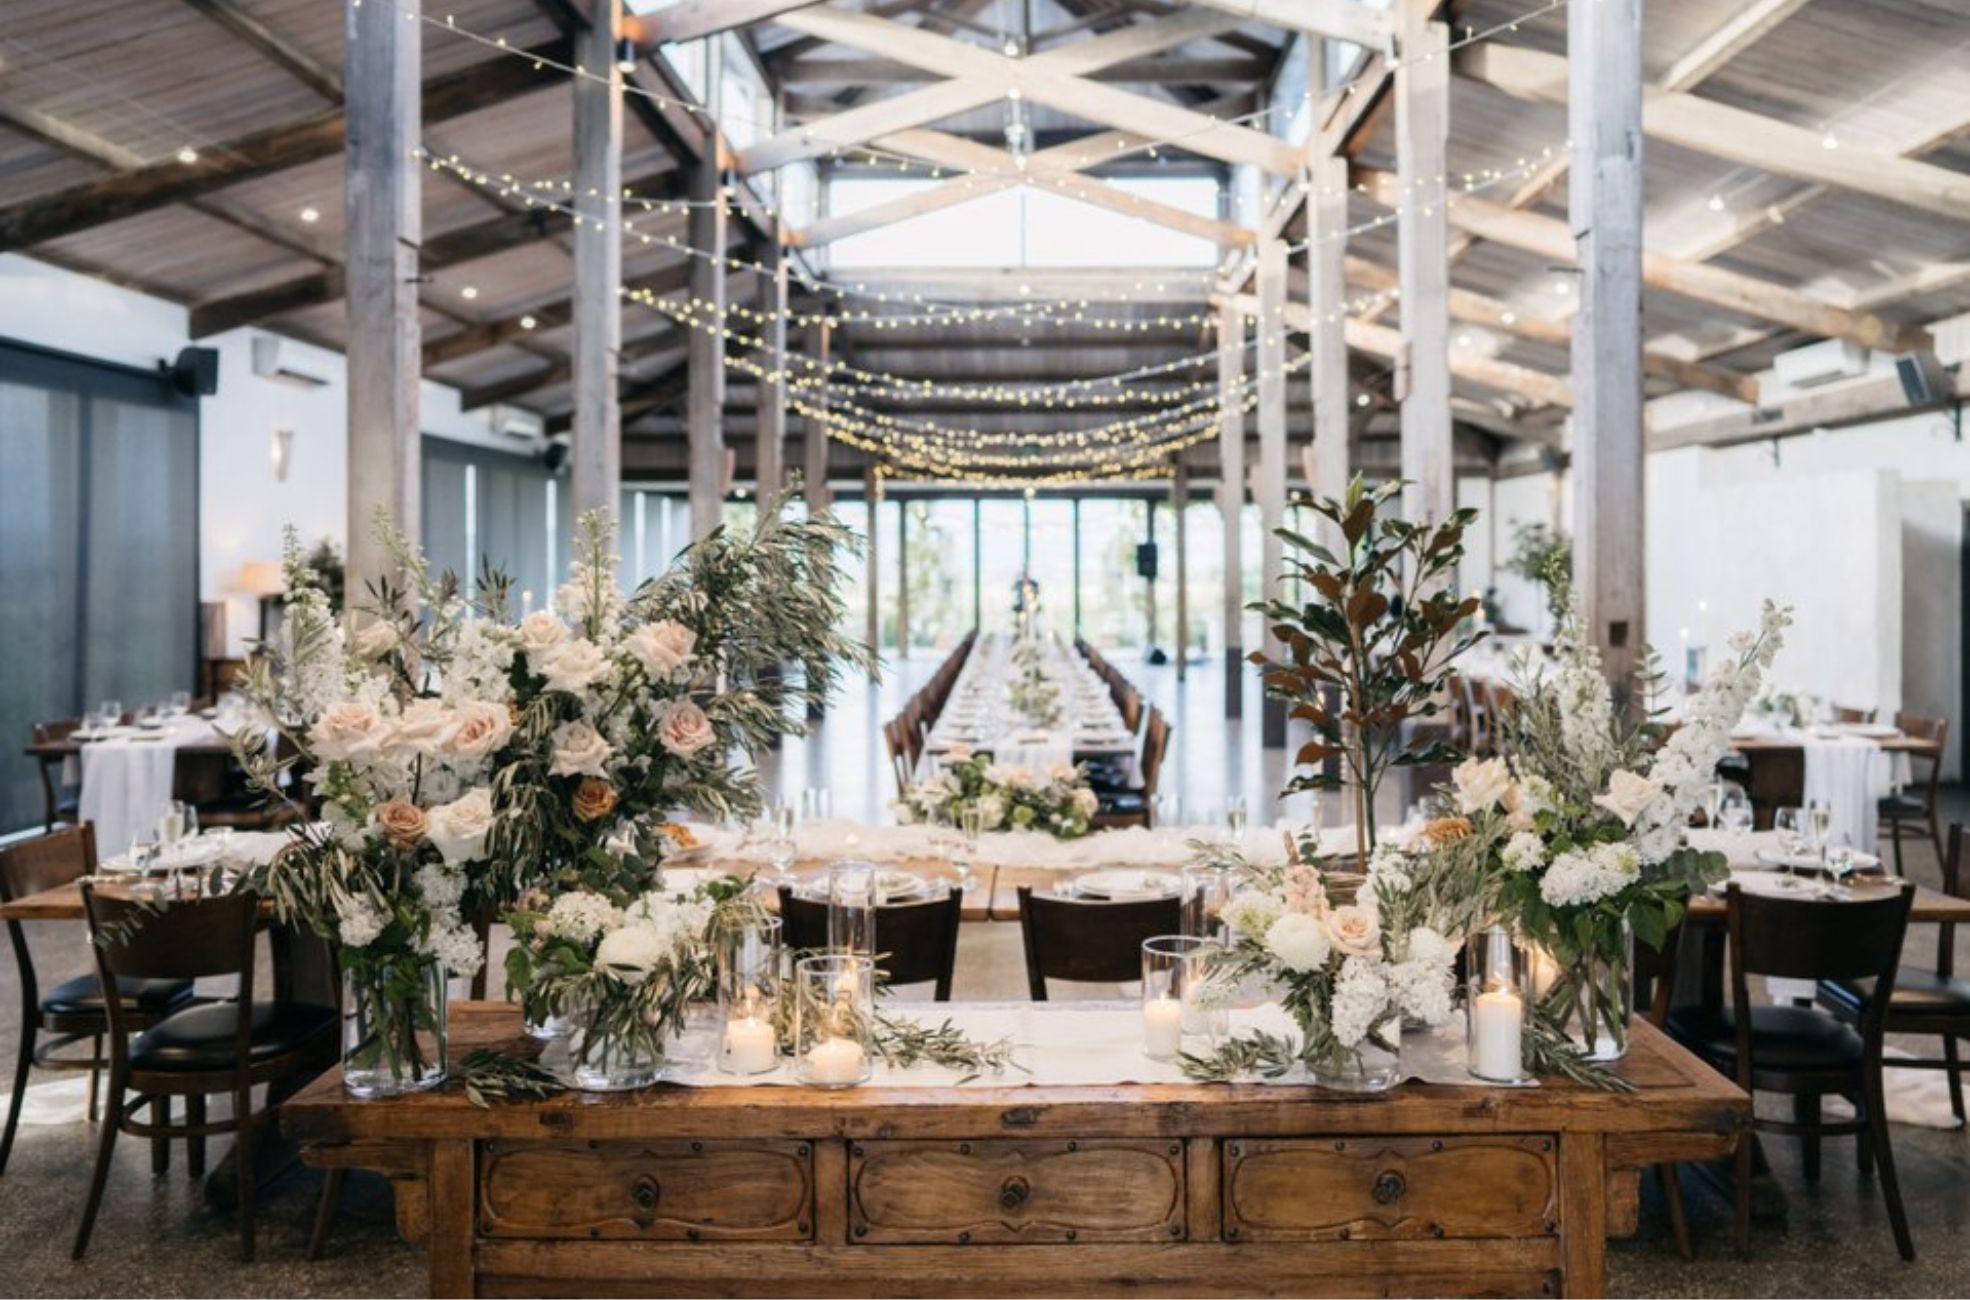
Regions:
[[3, 652, 1967, 1296]]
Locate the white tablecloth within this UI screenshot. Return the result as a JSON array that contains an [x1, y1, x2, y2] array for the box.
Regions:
[[924, 632, 1135, 762], [696, 818, 1354, 872], [1729, 721, 1903, 850], [77, 719, 222, 857]]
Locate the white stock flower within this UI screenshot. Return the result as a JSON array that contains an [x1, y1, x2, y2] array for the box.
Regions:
[[543, 891, 622, 944], [1594, 769, 1663, 828], [1502, 831, 1548, 873], [1389, 957, 1455, 1026], [548, 719, 614, 778], [624, 620, 697, 680], [1452, 756, 1514, 814], [334, 891, 387, 948], [422, 917, 485, 978], [539, 638, 613, 695], [1264, 911, 1332, 973], [426, 788, 496, 866]]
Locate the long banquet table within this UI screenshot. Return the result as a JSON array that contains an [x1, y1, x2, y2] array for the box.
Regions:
[[283, 1002, 1746, 1300]]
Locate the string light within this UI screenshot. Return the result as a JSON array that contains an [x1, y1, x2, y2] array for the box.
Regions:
[[298, 204, 320, 223], [175, 146, 198, 164]]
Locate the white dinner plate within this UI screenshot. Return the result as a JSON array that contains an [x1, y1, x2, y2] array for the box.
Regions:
[[1753, 848, 1882, 873], [1071, 869, 1178, 901], [1837, 723, 1901, 740]]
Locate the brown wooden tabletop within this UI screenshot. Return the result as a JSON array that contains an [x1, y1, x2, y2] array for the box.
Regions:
[[1729, 733, 1940, 756]]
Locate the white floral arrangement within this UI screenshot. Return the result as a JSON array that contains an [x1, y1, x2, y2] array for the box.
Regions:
[[894, 749, 1097, 839], [1188, 842, 1466, 1083]]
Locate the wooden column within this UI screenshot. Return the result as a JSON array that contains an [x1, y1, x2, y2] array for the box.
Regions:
[[571, 0, 623, 521], [1309, 148, 1352, 518], [896, 496, 910, 659], [1256, 237, 1289, 748], [1570, 0, 1647, 695], [686, 150, 727, 540], [1396, 2, 1452, 525], [1216, 298, 1246, 719], [1173, 465, 1189, 681], [864, 468, 881, 673], [804, 320, 832, 514], [756, 226, 788, 502], [342, 0, 420, 593]]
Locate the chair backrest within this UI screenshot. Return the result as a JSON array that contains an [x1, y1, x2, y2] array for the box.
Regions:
[[1725, 882, 1912, 1051], [1015, 886, 1182, 1000], [776, 886, 963, 1000], [0, 825, 97, 903], [1141, 709, 1172, 796], [1832, 705, 1875, 724], [1628, 921, 1686, 1029], [82, 884, 261, 1071], [1893, 713, 1949, 805], [31, 718, 82, 747], [1117, 687, 1143, 735]]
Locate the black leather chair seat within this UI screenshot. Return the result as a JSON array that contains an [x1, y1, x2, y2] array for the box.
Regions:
[[1877, 793, 1925, 818], [1821, 969, 1970, 1020], [130, 1002, 336, 1072], [1667, 1004, 1865, 1072], [41, 973, 194, 1018]]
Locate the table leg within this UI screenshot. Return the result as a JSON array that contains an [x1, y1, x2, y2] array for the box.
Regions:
[[1558, 1132, 1608, 1298], [428, 1139, 476, 1298]]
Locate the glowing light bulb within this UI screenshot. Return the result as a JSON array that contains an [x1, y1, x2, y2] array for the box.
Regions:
[[176, 146, 199, 165], [299, 205, 320, 223]]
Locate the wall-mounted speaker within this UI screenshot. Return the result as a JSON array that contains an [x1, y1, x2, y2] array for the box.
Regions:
[[165, 345, 220, 397], [540, 437, 571, 475]]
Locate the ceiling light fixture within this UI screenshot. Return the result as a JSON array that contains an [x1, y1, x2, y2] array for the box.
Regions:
[[176, 146, 199, 164]]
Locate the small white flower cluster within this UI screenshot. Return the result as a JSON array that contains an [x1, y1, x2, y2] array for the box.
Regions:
[[1538, 842, 1641, 908], [1331, 956, 1393, 1049], [1501, 831, 1547, 873], [537, 885, 717, 987], [543, 890, 625, 944]]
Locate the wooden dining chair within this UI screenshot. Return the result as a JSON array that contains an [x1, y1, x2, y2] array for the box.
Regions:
[[1880, 713, 1948, 877], [1015, 886, 1182, 1000], [1819, 822, 1970, 1123], [1832, 705, 1877, 725], [1, 826, 196, 1176], [776, 887, 963, 1001], [30, 719, 84, 831], [75, 884, 339, 1260], [883, 718, 913, 794], [1668, 882, 1916, 1261]]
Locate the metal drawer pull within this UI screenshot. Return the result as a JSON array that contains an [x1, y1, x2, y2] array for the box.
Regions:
[[998, 1175, 1032, 1211], [1371, 1171, 1406, 1205]]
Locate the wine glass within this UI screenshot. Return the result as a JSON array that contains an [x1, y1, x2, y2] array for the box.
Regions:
[[1773, 807, 1805, 882], [1152, 793, 1183, 830], [1703, 779, 1726, 829], [1807, 799, 1833, 863], [168, 689, 192, 717], [1820, 833, 1858, 899], [756, 802, 798, 889], [99, 699, 124, 730], [800, 787, 831, 826], [1719, 793, 1753, 835], [1224, 795, 1249, 840], [157, 800, 195, 854], [954, 805, 985, 894]]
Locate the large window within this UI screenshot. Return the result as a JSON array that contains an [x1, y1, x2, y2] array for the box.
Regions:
[[1, 342, 198, 834], [901, 499, 976, 653], [827, 177, 1221, 270], [421, 439, 566, 609]]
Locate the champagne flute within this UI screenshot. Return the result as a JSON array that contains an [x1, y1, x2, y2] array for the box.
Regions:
[[1224, 795, 1249, 840], [1773, 807, 1805, 885], [1807, 799, 1833, 863], [1703, 779, 1725, 829], [954, 805, 985, 894], [157, 799, 190, 848]]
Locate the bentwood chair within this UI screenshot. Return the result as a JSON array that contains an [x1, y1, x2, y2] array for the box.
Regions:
[[1668, 882, 1916, 1260], [777, 886, 963, 1001], [30, 719, 84, 831], [1015, 886, 1181, 1000], [75, 885, 338, 1260], [1, 827, 195, 1176], [1880, 713, 1948, 877], [1820, 823, 1970, 1123]]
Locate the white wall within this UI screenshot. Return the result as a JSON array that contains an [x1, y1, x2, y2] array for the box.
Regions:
[[0, 255, 542, 655]]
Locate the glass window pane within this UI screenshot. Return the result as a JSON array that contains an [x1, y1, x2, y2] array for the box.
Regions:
[[976, 499, 1025, 630], [901, 499, 974, 653]]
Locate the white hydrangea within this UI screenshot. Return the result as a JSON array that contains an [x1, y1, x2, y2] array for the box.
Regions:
[[420, 913, 486, 978], [1388, 956, 1455, 1026], [1263, 911, 1331, 973], [1330, 956, 1392, 1048], [1222, 888, 1285, 941], [624, 889, 714, 953], [413, 859, 466, 911], [1502, 831, 1547, 873], [542, 890, 623, 944], [1538, 842, 1641, 909], [1403, 924, 1455, 968], [334, 890, 387, 949]]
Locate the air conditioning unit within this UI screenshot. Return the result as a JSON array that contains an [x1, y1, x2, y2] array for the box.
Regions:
[[487, 404, 545, 440], [250, 335, 331, 388], [1771, 338, 1870, 390]]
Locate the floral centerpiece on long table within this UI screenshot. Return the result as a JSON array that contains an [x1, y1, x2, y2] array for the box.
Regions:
[[896, 749, 1097, 839], [232, 488, 870, 1095]]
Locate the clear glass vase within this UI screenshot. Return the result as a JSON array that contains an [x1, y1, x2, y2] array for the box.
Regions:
[[1533, 917, 1634, 1062], [568, 1004, 664, 1092], [341, 953, 448, 1098], [1310, 1007, 1403, 1093]]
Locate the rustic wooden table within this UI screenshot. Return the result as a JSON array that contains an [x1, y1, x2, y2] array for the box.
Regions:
[[283, 1003, 1745, 1299]]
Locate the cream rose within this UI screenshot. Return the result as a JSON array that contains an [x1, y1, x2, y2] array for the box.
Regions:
[[658, 700, 717, 757], [539, 638, 612, 695], [1452, 756, 1514, 814], [1594, 769, 1662, 828], [371, 797, 428, 849], [444, 700, 514, 766], [1323, 903, 1382, 958], [426, 788, 495, 865], [309, 701, 388, 764], [388, 698, 453, 760], [1265, 911, 1332, 973], [351, 619, 399, 660], [516, 609, 571, 661], [624, 620, 697, 679], [548, 719, 614, 778]]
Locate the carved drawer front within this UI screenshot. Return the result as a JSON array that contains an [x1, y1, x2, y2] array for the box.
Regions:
[[479, 1139, 813, 1241], [1223, 1136, 1557, 1243], [849, 1139, 1186, 1244]]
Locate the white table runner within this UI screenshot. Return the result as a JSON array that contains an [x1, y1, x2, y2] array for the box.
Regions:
[[78, 718, 221, 857]]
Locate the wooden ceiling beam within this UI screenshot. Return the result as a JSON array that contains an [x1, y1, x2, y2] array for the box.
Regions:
[[643, 0, 824, 43], [0, 41, 571, 253], [779, 55, 1269, 87], [1659, 0, 1814, 92], [1183, 0, 1390, 49], [460, 329, 686, 411], [175, 0, 343, 102], [1459, 43, 1970, 224], [1353, 165, 1925, 352], [424, 258, 698, 369]]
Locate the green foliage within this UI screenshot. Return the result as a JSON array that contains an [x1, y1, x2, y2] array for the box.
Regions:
[[1178, 1029, 1300, 1082], [459, 1049, 565, 1107], [1250, 476, 1484, 865], [1504, 522, 1571, 627]]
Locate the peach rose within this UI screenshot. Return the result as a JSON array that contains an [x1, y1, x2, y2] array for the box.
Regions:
[[1418, 815, 1474, 847], [658, 700, 717, 757], [572, 777, 619, 823], [387, 698, 452, 760], [624, 620, 697, 679], [445, 700, 514, 766], [1323, 903, 1382, 958], [372, 797, 428, 849], [516, 609, 570, 661], [309, 701, 387, 764]]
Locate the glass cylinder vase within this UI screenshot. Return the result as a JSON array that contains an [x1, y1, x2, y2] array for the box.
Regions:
[[717, 915, 783, 1076], [1310, 1006, 1403, 1093], [1179, 863, 1239, 944], [567, 988, 670, 1092], [1465, 925, 1531, 1084], [793, 953, 874, 1088], [1531, 916, 1634, 1063], [826, 861, 877, 958], [1140, 935, 1225, 1061], [341, 951, 449, 1098]]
